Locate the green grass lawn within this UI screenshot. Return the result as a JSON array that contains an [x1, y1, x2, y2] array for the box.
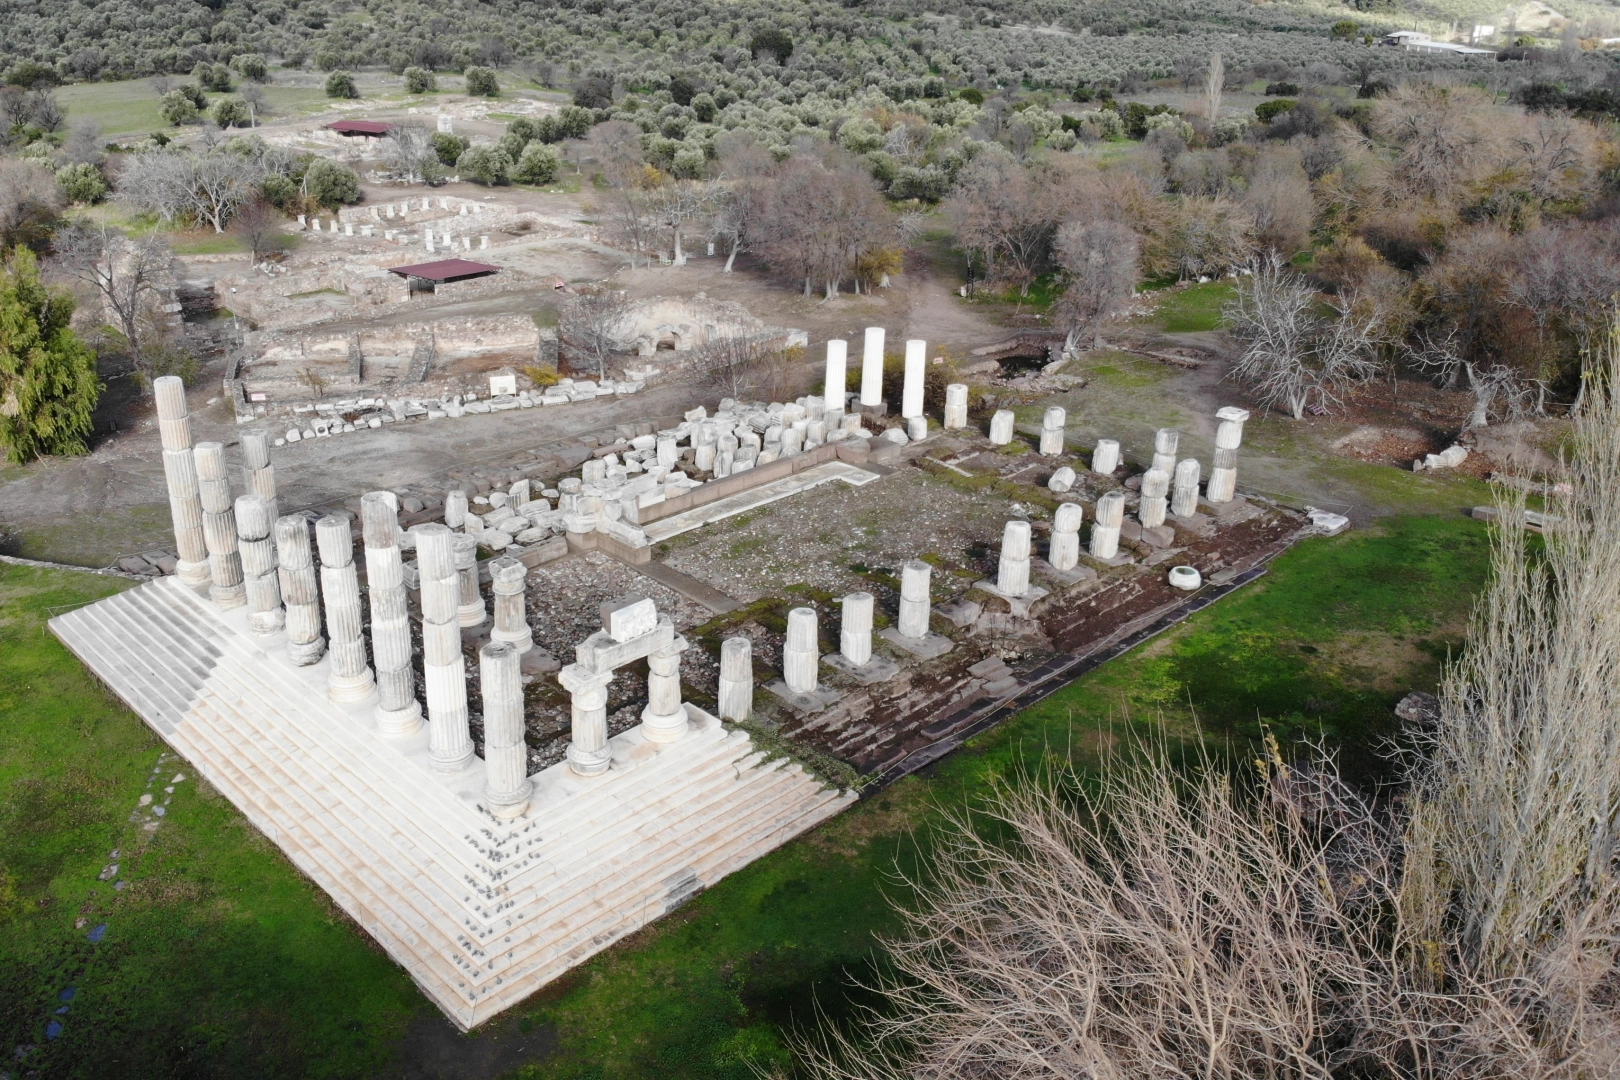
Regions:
[[0, 514, 1492, 1078], [58, 78, 334, 139], [1149, 280, 1238, 333]]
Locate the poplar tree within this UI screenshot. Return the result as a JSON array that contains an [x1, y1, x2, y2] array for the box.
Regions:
[[0, 246, 100, 464]]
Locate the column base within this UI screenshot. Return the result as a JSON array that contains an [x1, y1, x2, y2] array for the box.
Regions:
[[485, 780, 534, 820], [209, 583, 248, 608], [248, 610, 286, 636], [328, 668, 377, 704], [375, 699, 424, 738], [491, 628, 533, 653], [457, 603, 488, 628], [640, 702, 689, 744], [567, 742, 611, 776], [430, 741, 475, 773], [176, 559, 211, 589], [287, 636, 327, 666]]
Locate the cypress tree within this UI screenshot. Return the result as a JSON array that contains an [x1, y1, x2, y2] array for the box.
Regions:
[[0, 246, 101, 464]]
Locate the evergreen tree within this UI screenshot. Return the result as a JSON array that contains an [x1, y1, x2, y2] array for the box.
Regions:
[[0, 246, 100, 464]]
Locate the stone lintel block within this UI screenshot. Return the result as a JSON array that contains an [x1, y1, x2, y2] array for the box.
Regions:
[[600, 595, 657, 642], [575, 617, 675, 672], [765, 679, 845, 715], [934, 598, 982, 628], [821, 652, 901, 685], [1141, 525, 1176, 548], [1198, 495, 1249, 518], [557, 662, 615, 695], [878, 626, 956, 660]]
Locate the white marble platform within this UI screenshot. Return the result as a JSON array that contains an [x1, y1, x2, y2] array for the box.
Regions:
[[50, 577, 854, 1029], [641, 461, 879, 544]]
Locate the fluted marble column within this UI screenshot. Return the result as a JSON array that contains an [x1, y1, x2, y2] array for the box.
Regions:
[[1050, 502, 1084, 571], [235, 494, 283, 636], [453, 532, 487, 627], [316, 514, 375, 704], [1172, 458, 1202, 518], [841, 592, 874, 666], [154, 376, 210, 588], [824, 339, 847, 412], [1091, 491, 1125, 560], [860, 326, 885, 407], [560, 663, 615, 776], [275, 515, 325, 664], [988, 410, 1015, 445], [641, 634, 690, 743], [997, 521, 1032, 598], [195, 442, 245, 608], [1040, 407, 1066, 456], [240, 432, 278, 522], [488, 556, 533, 652], [480, 641, 532, 819], [363, 492, 422, 736], [943, 383, 968, 429], [444, 489, 468, 530], [1140, 467, 1170, 529], [898, 560, 932, 639], [1091, 438, 1120, 475], [717, 636, 753, 721], [1152, 428, 1179, 475], [416, 524, 474, 771], [1206, 407, 1250, 504], [783, 607, 819, 694]]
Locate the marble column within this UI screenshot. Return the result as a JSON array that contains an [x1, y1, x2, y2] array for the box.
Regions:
[[444, 489, 468, 530], [641, 634, 690, 743], [1152, 428, 1179, 475], [860, 326, 885, 407], [840, 592, 874, 666], [1171, 458, 1202, 518], [1140, 468, 1170, 529], [560, 663, 615, 776], [1206, 407, 1251, 504], [480, 641, 532, 819], [240, 432, 278, 522], [898, 560, 932, 639], [717, 636, 753, 721], [154, 375, 211, 588], [997, 520, 1032, 598], [416, 524, 475, 772], [901, 339, 926, 419], [824, 339, 848, 412], [453, 533, 487, 627], [316, 514, 375, 704], [1091, 438, 1121, 474], [783, 607, 819, 694], [988, 410, 1015, 445], [275, 515, 325, 664], [363, 493, 422, 737], [943, 383, 968, 430], [194, 442, 246, 608], [1040, 407, 1066, 456], [1091, 491, 1125, 560], [1050, 502, 1084, 571], [234, 494, 283, 636], [489, 556, 533, 652]]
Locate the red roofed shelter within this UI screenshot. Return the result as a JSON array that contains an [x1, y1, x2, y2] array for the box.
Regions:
[[327, 120, 393, 137], [387, 258, 501, 294]]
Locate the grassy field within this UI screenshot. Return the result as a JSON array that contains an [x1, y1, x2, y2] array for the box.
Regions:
[[0, 513, 1492, 1078], [1150, 280, 1238, 333], [57, 78, 333, 138]]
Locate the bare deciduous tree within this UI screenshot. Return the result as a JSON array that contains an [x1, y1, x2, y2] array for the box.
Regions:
[[53, 221, 173, 364], [942, 154, 1061, 297], [0, 158, 62, 250], [1052, 219, 1139, 351], [558, 289, 629, 378], [694, 333, 798, 402], [1226, 254, 1385, 419], [587, 121, 660, 268], [229, 200, 288, 265], [383, 122, 442, 184], [1203, 51, 1224, 121], [755, 153, 892, 298], [649, 179, 711, 266]]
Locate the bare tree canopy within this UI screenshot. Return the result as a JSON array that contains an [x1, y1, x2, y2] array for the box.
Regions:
[[754, 151, 892, 299], [558, 289, 629, 378], [1053, 219, 1139, 352], [943, 154, 1063, 297], [53, 220, 173, 365]]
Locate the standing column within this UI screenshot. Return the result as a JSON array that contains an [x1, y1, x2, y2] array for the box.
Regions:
[[1091, 438, 1121, 474], [988, 410, 1015, 445], [1050, 503, 1083, 571], [480, 641, 532, 819], [783, 607, 820, 694], [452, 533, 487, 627], [1152, 428, 1180, 475], [241, 432, 279, 522], [997, 521, 1032, 598], [901, 339, 926, 419], [275, 515, 325, 664], [1091, 492, 1125, 560], [1040, 407, 1066, 456], [824, 339, 848, 413], [1140, 468, 1170, 528], [717, 636, 753, 721], [860, 326, 885, 407], [316, 515, 375, 704], [489, 556, 533, 652], [416, 524, 475, 771], [943, 384, 968, 430], [195, 442, 246, 608], [840, 592, 873, 666], [898, 560, 932, 639], [560, 663, 615, 776], [154, 376, 211, 588], [444, 489, 468, 530], [641, 634, 691, 743], [1171, 459, 1202, 518], [1206, 407, 1250, 504], [235, 494, 284, 636], [363, 492, 422, 737]]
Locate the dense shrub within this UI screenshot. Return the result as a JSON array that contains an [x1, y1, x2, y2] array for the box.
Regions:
[[513, 141, 560, 185], [403, 66, 436, 93], [464, 66, 498, 97], [456, 144, 510, 184], [324, 71, 357, 99], [55, 162, 106, 205], [303, 158, 360, 207]]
